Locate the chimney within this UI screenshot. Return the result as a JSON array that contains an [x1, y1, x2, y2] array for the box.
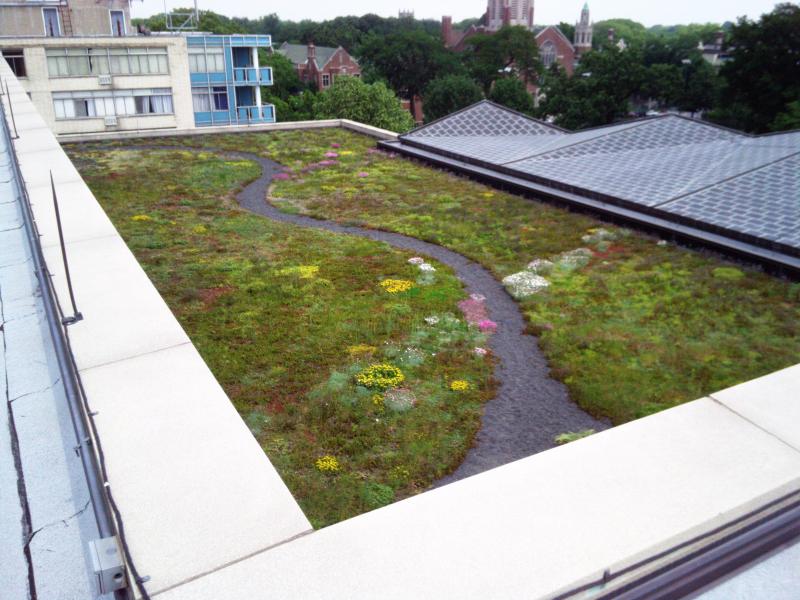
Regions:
[[442, 16, 453, 46], [608, 27, 615, 43], [307, 41, 316, 63]]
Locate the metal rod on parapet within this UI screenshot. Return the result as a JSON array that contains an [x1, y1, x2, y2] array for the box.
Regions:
[[4, 79, 18, 139], [50, 171, 83, 325]]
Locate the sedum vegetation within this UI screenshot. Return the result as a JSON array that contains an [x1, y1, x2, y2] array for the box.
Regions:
[[66, 145, 494, 527], [180, 128, 798, 424]]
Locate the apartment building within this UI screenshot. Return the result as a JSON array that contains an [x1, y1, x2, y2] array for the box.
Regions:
[[0, 0, 275, 135]]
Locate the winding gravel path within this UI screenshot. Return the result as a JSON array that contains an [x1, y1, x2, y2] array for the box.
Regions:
[[117, 145, 607, 484]]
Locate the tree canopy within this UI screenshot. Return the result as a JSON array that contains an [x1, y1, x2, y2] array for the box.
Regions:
[[423, 76, 483, 122], [464, 26, 541, 94], [313, 76, 414, 132], [709, 3, 800, 132], [489, 78, 535, 115]]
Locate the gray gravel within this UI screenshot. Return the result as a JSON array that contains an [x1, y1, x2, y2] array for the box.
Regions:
[[122, 145, 608, 485]]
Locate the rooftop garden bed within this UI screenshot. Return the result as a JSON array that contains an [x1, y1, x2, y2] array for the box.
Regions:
[[66, 146, 494, 527], [113, 128, 800, 424]]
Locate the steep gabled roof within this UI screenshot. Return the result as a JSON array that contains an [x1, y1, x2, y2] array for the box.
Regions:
[[278, 42, 344, 69], [535, 25, 575, 51]]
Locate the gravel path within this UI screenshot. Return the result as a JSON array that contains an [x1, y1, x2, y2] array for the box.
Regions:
[[117, 145, 608, 484]]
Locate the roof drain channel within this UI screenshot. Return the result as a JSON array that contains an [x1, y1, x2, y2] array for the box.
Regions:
[[1, 89, 142, 600]]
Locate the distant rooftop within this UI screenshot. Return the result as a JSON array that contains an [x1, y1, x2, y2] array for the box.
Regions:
[[278, 42, 343, 67]]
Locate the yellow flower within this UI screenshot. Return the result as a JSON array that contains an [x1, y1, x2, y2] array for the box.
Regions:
[[356, 363, 405, 391], [340, 150, 355, 156], [482, 192, 495, 198], [372, 393, 385, 409], [315, 455, 340, 473], [131, 214, 152, 222], [192, 224, 208, 234], [348, 344, 377, 358], [278, 265, 319, 279], [380, 279, 414, 294], [450, 380, 470, 392]]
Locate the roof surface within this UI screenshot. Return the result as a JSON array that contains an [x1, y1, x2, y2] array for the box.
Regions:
[[279, 42, 339, 68], [401, 101, 800, 257]]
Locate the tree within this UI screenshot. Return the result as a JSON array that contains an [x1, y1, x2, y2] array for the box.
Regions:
[[358, 30, 462, 119], [710, 4, 800, 132], [641, 63, 682, 108], [593, 19, 647, 48], [538, 48, 646, 129], [464, 26, 541, 94], [424, 76, 483, 122], [489, 78, 535, 115], [558, 22, 576, 42], [314, 76, 414, 132], [260, 51, 304, 100], [771, 101, 800, 132]]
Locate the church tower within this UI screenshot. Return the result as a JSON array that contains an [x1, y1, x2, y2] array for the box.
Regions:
[[487, 0, 534, 32], [574, 2, 593, 55]]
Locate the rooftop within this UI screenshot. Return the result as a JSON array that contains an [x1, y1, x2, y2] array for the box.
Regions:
[[1, 60, 799, 599], [389, 101, 800, 273]]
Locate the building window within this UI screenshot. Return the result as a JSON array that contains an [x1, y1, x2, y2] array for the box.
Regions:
[[541, 41, 557, 68], [43, 8, 61, 37], [2, 49, 26, 78], [192, 87, 230, 112], [321, 74, 330, 88], [52, 88, 173, 119], [110, 10, 126, 37], [212, 86, 228, 110], [46, 47, 169, 77], [189, 48, 225, 73]]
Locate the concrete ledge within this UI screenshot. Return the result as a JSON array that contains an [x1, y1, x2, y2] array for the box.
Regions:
[[1, 59, 312, 598], [155, 384, 800, 600], [56, 118, 399, 144]]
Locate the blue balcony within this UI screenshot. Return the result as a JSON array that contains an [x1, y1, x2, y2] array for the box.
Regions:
[[233, 67, 274, 85], [235, 105, 275, 123]]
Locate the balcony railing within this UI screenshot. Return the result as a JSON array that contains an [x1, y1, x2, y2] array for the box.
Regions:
[[232, 66, 273, 85], [236, 105, 275, 122]]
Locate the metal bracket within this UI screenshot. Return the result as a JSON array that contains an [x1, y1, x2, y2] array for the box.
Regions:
[[88, 536, 128, 594]]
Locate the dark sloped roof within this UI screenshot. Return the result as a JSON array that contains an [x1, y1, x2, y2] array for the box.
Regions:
[[278, 42, 340, 68], [398, 101, 800, 263]]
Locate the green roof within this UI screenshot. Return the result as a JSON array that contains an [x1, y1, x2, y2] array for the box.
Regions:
[[278, 43, 338, 68]]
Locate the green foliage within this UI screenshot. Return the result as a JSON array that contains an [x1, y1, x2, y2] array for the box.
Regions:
[[68, 131, 494, 528], [423, 75, 483, 122], [710, 3, 800, 132], [464, 26, 541, 94], [771, 101, 800, 132], [538, 48, 645, 129], [489, 78, 535, 115], [267, 90, 317, 122], [358, 30, 463, 118], [260, 51, 304, 100], [314, 76, 414, 132], [593, 19, 648, 48], [263, 128, 800, 427]]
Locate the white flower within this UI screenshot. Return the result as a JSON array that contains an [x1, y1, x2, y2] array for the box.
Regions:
[[408, 257, 425, 265], [470, 293, 486, 302], [419, 263, 436, 272], [424, 316, 440, 325], [474, 347, 488, 356]]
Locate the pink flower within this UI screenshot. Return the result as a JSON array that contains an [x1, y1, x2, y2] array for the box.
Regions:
[[458, 298, 489, 325], [273, 173, 291, 180], [478, 320, 497, 333], [318, 160, 338, 166], [325, 152, 339, 158], [474, 347, 488, 357], [331, 143, 341, 148], [358, 172, 370, 178]]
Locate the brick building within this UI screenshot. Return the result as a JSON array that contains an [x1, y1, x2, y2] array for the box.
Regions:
[[278, 42, 361, 90], [443, 1, 593, 76]]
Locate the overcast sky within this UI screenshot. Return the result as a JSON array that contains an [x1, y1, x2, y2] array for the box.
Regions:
[[133, 1, 790, 27]]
